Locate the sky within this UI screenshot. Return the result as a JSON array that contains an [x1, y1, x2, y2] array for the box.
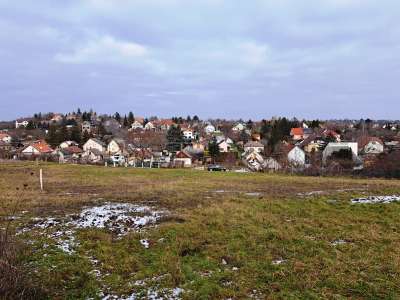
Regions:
[[0, 0, 399, 121]]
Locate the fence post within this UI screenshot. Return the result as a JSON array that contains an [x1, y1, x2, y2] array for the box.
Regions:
[[39, 168, 43, 191]]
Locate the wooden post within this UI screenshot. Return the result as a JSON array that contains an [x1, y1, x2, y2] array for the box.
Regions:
[[39, 169, 43, 191]]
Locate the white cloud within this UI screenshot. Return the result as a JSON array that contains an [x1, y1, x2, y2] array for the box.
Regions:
[[55, 35, 148, 64]]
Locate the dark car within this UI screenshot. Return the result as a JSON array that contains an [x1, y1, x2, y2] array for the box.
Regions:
[[207, 164, 227, 172]]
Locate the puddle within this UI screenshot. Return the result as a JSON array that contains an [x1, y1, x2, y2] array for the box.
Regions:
[[351, 195, 400, 204], [18, 202, 167, 254]]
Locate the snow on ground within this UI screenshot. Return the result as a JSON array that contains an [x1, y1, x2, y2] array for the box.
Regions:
[[351, 195, 400, 204], [331, 239, 348, 246], [18, 202, 167, 255]]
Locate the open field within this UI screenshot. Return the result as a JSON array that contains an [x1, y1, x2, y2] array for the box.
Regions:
[[1, 162, 400, 299]]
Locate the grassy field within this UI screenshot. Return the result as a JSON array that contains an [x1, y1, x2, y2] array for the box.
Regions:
[[1, 162, 400, 299]]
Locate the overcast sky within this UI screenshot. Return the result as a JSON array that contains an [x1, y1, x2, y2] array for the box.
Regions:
[[0, 0, 399, 121]]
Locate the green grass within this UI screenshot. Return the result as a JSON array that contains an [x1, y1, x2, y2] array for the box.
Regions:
[[1, 162, 400, 299]]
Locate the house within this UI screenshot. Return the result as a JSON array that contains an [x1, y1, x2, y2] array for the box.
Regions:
[[81, 121, 93, 133], [232, 123, 246, 132], [144, 122, 155, 131], [218, 140, 231, 153], [290, 128, 304, 141], [322, 142, 358, 165], [174, 151, 192, 167], [83, 138, 106, 153], [50, 114, 63, 123], [288, 146, 306, 167], [242, 149, 265, 172], [83, 149, 104, 164], [15, 120, 29, 129], [107, 138, 126, 155], [204, 124, 216, 134], [21, 140, 53, 156], [157, 119, 175, 131], [59, 141, 79, 149], [182, 128, 194, 140], [57, 146, 82, 163], [323, 130, 341, 142], [299, 135, 327, 153], [0, 133, 12, 144], [357, 136, 384, 155], [244, 141, 264, 154], [130, 120, 143, 130]]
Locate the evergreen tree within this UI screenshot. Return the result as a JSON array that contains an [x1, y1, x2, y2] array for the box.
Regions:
[[166, 125, 184, 152], [123, 115, 129, 127], [46, 125, 59, 147], [208, 137, 220, 163], [114, 112, 121, 123], [193, 115, 199, 122], [58, 126, 69, 143], [70, 126, 81, 144], [128, 112, 134, 125], [97, 123, 108, 136], [26, 120, 36, 130]]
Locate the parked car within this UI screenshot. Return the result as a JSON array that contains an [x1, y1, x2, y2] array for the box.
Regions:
[[207, 164, 227, 171]]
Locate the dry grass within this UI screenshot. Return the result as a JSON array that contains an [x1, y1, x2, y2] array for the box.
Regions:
[[1, 161, 400, 299]]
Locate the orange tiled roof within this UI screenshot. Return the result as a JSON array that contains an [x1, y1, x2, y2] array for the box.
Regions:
[[32, 140, 53, 153], [290, 128, 304, 136]]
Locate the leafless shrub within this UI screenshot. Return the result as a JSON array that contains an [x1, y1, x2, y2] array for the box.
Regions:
[[0, 185, 46, 299]]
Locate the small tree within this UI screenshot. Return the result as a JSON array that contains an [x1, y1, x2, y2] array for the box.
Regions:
[[123, 115, 129, 127], [114, 112, 121, 123], [128, 112, 134, 125], [208, 137, 220, 163]]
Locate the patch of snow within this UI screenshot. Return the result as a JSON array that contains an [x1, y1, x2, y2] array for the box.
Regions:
[[103, 287, 184, 300], [245, 192, 261, 197], [272, 259, 285, 265], [331, 239, 348, 246], [351, 195, 400, 204], [140, 239, 150, 249], [18, 202, 167, 255]]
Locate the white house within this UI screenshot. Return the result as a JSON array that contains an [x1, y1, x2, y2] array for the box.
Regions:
[[182, 129, 194, 140], [204, 124, 216, 134], [232, 123, 246, 132], [243, 150, 265, 171], [130, 120, 143, 130], [21, 140, 53, 156], [357, 137, 384, 155], [174, 151, 192, 167], [322, 142, 358, 165], [288, 146, 306, 167], [83, 138, 106, 153], [15, 120, 29, 129], [144, 122, 155, 130], [218, 140, 231, 153], [107, 138, 126, 155], [244, 141, 264, 154]]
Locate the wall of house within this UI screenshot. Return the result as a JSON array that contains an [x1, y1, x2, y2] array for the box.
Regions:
[[83, 140, 105, 152]]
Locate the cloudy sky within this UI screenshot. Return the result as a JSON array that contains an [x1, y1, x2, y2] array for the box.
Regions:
[[0, 0, 399, 120]]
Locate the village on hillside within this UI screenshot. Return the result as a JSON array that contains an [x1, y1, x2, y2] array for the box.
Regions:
[[1, 110, 400, 177]]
